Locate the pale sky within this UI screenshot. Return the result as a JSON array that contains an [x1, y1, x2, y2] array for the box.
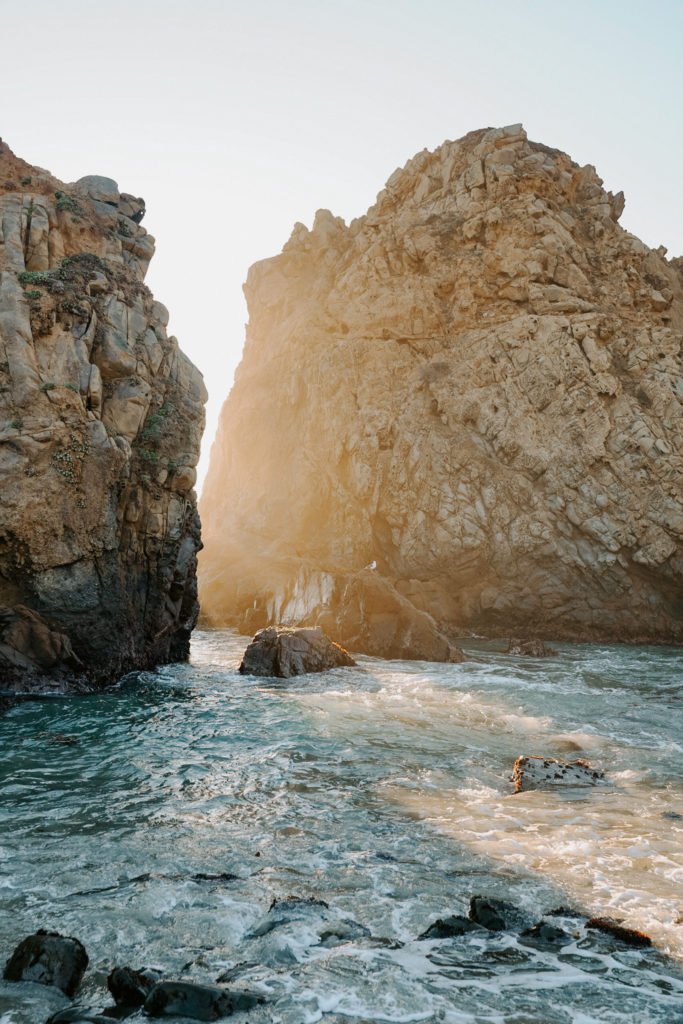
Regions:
[[2, 0, 681, 490]]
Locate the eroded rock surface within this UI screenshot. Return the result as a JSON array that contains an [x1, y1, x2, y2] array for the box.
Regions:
[[0, 140, 206, 692], [200, 124, 682, 647], [239, 625, 355, 677], [513, 755, 606, 792]]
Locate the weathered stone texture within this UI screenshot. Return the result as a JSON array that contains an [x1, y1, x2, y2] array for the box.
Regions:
[[200, 124, 682, 646], [0, 139, 206, 691]]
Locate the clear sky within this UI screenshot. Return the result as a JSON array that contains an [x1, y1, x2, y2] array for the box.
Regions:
[[2, 0, 681, 490]]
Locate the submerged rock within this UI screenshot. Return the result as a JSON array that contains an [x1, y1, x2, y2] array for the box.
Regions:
[[418, 915, 481, 939], [585, 917, 652, 948], [200, 125, 683, 647], [239, 626, 355, 677], [506, 638, 558, 657], [46, 1010, 111, 1024], [520, 920, 573, 947], [4, 930, 88, 996], [144, 980, 263, 1020], [513, 755, 606, 792], [0, 139, 205, 693]]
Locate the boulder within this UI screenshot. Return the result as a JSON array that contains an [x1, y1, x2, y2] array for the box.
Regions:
[[513, 755, 606, 792], [506, 638, 558, 657], [468, 896, 527, 932], [585, 917, 652, 948], [143, 980, 263, 1020], [3, 930, 88, 997], [107, 964, 159, 1007], [239, 626, 355, 677]]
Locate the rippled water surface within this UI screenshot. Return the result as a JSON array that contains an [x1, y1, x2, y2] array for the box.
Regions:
[[1, 630, 682, 1023]]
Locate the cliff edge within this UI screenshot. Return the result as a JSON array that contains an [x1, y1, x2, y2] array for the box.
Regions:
[[200, 124, 682, 652], [0, 140, 206, 691]]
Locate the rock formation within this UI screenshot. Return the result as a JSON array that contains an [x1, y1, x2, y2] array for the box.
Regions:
[[0, 140, 205, 691], [199, 124, 682, 650], [238, 625, 355, 677]]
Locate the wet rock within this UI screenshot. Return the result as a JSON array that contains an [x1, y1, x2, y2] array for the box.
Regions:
[[107, 965, 160, 1007], [191, 872, 240, 883], [0, 606, 83, 689], [546, 905, 586, 917], [418, 915, 481, 939], [661, 810, 683, 820], [468, 896, 526, 932], [319, 918, 371, 946], [268, 896, 330, 912], [513, 755, 606, 792], [506, 638, 558, 657], [46, 1009, 111, 1024], [143, 980, 263, 1020], [4, 930, 88, 997], [239, 626, 355, 677], [520, 920, 573, 947], [249, 896, 331, 938], [214, 961, 259, 984], [585, 917, 652, 948]]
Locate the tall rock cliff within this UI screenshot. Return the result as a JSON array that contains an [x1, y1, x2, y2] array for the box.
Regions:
[[0, 141, 206, 691], [200, 125, 682, 653]]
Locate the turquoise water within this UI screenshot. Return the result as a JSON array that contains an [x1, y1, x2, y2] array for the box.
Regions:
[[1, 629, 682, 1023]]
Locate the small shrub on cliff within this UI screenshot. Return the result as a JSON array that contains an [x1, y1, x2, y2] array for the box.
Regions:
[[39, 382, 56, 392], [138, 448, 159, 463], [55, 191, 83, 216]]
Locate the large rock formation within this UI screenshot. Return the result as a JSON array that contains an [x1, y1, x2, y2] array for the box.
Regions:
[[0, 140, 206, 691], [200, 124, 682, 649]]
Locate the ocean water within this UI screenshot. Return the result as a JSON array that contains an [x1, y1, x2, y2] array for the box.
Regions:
[[0, 629, 682, 1024]]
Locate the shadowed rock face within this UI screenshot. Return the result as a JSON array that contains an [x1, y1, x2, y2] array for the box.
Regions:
[[0, 141, 206, 692], [199, 124, 682, 647]]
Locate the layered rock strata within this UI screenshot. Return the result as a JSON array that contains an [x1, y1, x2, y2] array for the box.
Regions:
[[200, 124, 682, 649], [0, 140, 206, 691]]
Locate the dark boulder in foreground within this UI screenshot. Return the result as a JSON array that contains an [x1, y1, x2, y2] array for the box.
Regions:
[[144, 980, 263, 1019], [507, 638, 558, 657], [418, 915, 481, 939], [585, 917, 652, 948], [107, 964, 159, 1006], [3, 930, 88, 997], [513, 755, 606, 792], [239, 626, 355, 677]]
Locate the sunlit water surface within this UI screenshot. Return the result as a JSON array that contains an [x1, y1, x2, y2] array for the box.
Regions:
[[1, 630, 682, 1023]]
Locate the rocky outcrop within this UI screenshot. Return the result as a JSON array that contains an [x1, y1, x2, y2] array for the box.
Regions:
[[239, 625, 355, 677], [200, 124, 682, 646], [0, 141, 205, 692]]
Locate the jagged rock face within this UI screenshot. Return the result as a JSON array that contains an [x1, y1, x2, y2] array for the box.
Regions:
[[0, 140, 206, 691], [200, 124, 683, 647]]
